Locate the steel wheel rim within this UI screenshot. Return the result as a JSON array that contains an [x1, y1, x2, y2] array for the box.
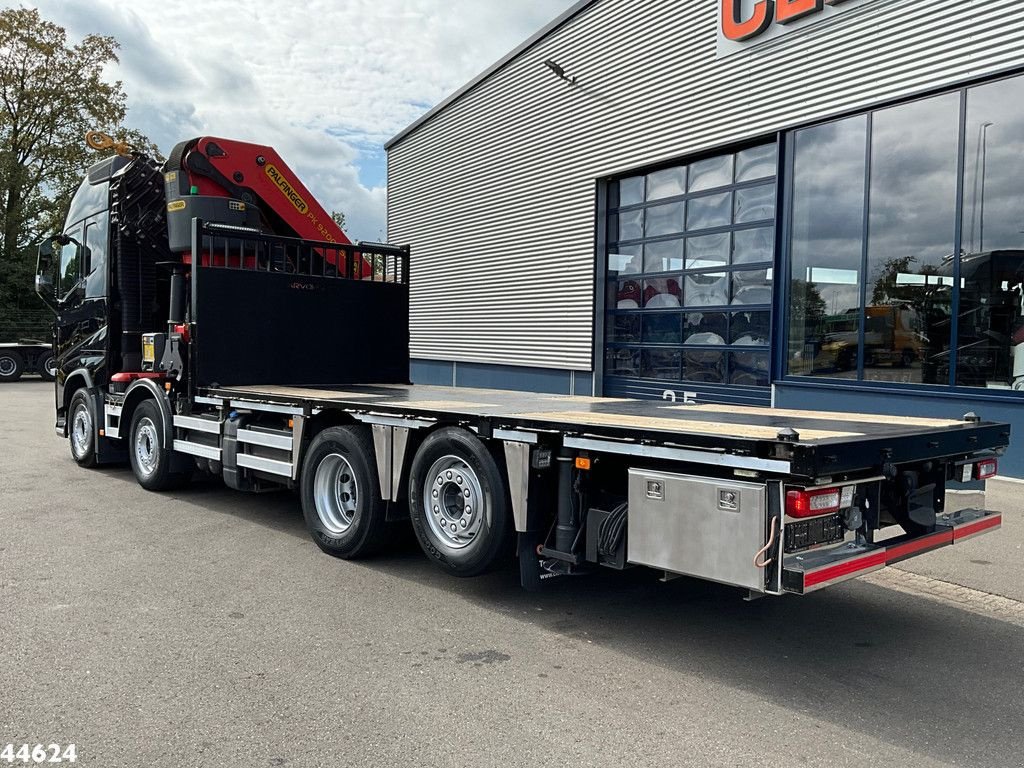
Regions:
[[314, 453, 359, 535], [134, 417, 159, 477], [71, 402, 92, 457], [0, 356, 15, 376], [423, 455, 484, 551]]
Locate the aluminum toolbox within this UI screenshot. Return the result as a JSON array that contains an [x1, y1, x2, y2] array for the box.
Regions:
[[627, 469, 769, 591]]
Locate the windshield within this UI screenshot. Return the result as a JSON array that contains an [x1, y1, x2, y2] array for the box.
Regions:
[[64, 177, 109, 231]]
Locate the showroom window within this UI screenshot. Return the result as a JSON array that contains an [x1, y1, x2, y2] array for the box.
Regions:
[[605, 143, 777, 392], [786, 72, 1024, 393]]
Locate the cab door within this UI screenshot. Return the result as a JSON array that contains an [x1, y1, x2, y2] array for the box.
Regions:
[[54, 214, 111, 401]]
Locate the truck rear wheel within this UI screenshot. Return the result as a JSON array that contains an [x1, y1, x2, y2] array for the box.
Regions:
[[300, 426, 389, 559], [129, 400, 190, 491], [68, 389, 98, 467], [408, 427, 511, 577], [0, 350, 23, 382]]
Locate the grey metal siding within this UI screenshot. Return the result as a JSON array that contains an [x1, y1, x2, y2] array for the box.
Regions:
[[387, 0, 1024, 372]]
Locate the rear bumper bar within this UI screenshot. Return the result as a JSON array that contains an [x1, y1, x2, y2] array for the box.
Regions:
[[782, 508, 1001, 594]]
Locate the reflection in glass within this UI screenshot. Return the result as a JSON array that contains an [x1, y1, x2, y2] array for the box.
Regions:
[[642, 349, 681, 380], [606, 143, 776, 394], [788, 115, 867, 379], [606, 348, 640, 377], [687, 192, 731, 231], [686, 233, 730, 271], [644, 239, 684, 273], [619, 177, 644, 207], [732, 311, 770, 345], [732, 270, 773, 306], [643, 313, 682, 344], [866, 92, 959, 385], [685, 272, 729, 307], [955, 75, 1024, 391], [643, 278, 682, 308], [84, 214, 109, 299], [682, 349, 725, 383], [610, 210, 644, 242], [733, 227, 774, 265], [730, 352, 770, 386], [689, 154, 733, 192], [645, 201, 685, 237], [608, 244, 642, 275], [734, 183, 775, 224], [616, 279, 643, 309], [647, 166, 687, 200], [684, 312, 728, 345], [609, 314, 641, 343], [735, 144, 778, 183]]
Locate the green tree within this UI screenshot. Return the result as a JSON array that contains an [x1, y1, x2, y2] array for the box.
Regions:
[[0, 8, 155, 338], [330, 210, 347, 231]]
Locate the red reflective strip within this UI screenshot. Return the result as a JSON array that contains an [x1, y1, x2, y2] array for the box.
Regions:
[[953, 515, 1001, 541], [803, 550, 888, 589], [885, 530, 952, 564]]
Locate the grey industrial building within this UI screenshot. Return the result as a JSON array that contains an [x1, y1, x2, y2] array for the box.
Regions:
[[386, 0, 1024, 475]]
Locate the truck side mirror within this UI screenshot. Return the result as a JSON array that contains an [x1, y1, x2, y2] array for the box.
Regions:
[[35, 238, 58, 312]]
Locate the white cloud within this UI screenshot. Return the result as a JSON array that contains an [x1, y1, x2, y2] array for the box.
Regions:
[[20, 0, 576, 240]]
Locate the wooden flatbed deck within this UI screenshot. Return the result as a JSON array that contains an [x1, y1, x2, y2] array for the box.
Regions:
[[205, 384, 1002, 460]]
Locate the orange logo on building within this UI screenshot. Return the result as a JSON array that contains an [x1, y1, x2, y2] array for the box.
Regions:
[[721, 0, 853, 42]]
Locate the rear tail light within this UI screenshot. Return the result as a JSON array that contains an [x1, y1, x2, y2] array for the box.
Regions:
[[974, 459, 998, 481], [787, 488, 841, 518]]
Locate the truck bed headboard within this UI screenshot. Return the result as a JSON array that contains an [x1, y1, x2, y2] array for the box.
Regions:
[[190, 224, 410, 388]]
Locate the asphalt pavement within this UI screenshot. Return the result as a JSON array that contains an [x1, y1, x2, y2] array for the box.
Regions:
[[1, 380, 1022, 768]]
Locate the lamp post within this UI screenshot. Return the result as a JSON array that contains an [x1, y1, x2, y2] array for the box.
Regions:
[[979, 121, 993, 253]]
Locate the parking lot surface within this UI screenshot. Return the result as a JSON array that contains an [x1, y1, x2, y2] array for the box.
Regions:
[[1, 381, 1022, 767]]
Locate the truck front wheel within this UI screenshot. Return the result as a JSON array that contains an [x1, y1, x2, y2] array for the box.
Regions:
[[68, 389, 98, 467], [408, 427, 511, 577], [300, 426, 389, 559], [129, 400, 190, 491]]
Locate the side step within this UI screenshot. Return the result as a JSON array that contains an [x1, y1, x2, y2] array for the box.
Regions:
[[782, 508, 1001, 595]]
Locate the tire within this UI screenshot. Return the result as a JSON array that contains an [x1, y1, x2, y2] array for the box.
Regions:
[[408, 427, 511, 577], [300, 426, 389, 559], [128, 399, 190, 491], [68, 389, 98, 467], [0, 350, 23, 382], [900, 349, 916, 368], [37, 351, 56, 381]]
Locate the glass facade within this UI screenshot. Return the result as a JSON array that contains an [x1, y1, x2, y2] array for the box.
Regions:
[[604, 71, 1024, 401], [605, 143, 777, 393], [785, 73, 1024, 394]]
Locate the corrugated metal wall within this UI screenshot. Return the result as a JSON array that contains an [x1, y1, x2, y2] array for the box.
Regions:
[[387, 0, 1024, 372]]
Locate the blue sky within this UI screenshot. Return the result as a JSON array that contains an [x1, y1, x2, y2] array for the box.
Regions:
[[21, 0, 577, 241]]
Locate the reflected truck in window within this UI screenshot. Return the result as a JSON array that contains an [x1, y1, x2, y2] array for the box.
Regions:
[[921, 250, 1024, 389], [817, 305, 925, 372]]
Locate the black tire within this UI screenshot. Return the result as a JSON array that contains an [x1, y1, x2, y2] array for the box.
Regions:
[[68, 389, 98, 467], [0, 350, 23, 382], [900, 349, 916, 368], [408, 427, 511, 577], [36, 351, 56, 381], [128, 399, 190, 491], [300, 426, 390, 559]]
